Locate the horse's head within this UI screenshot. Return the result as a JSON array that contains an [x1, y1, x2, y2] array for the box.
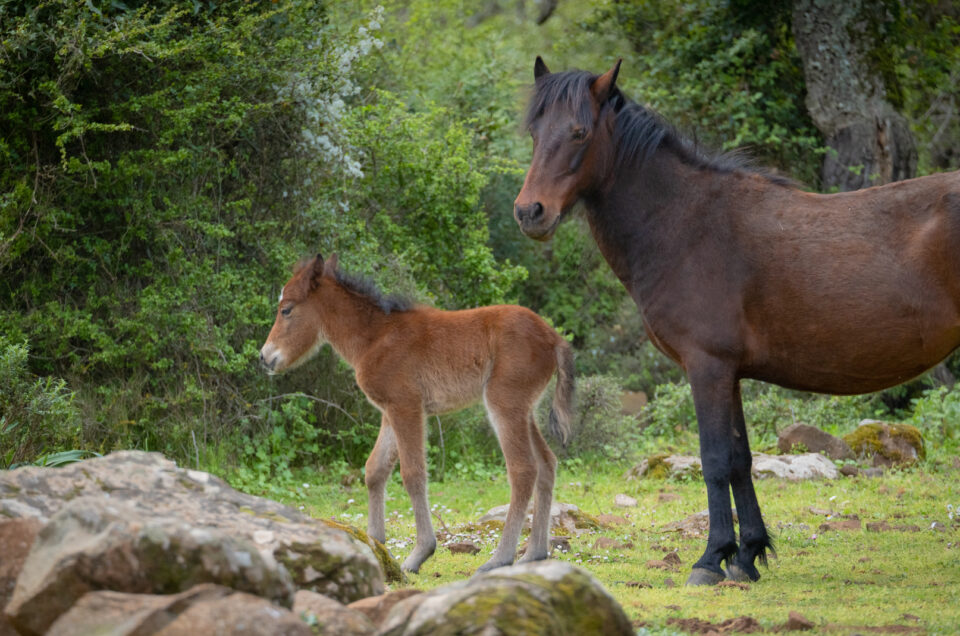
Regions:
[[259, 253, 338, 374], [514, 56, 622, 241]]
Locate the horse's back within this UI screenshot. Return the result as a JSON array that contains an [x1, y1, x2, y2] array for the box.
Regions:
[[737, 170, 960, 393]]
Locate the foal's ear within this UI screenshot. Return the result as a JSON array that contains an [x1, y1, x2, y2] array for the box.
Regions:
[[534, 56, 550, 79], [590, 58, 622, 104], [322, 253, 338, 278]]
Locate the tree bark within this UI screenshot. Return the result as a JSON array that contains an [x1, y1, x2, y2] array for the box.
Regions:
[[792, 0, 917, 191]]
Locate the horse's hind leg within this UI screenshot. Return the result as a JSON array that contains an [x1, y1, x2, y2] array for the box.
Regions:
[[476, 388, 538, 573], [517, 412, 556, 564], [686, 357, 739, 586], [725, 384, 772, 582], [365, 416, 398, 544], [387, 404, 436, 573]]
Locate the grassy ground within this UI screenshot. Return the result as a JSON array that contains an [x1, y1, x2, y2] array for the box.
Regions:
[[266, 458, 960, 635]]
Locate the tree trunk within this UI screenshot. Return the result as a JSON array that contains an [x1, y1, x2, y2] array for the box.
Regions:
[[792, 0, 917, 191]]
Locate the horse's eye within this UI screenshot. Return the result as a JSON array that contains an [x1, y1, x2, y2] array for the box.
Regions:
[[571, 126, 586, 141], [281, 307, 292, 317]]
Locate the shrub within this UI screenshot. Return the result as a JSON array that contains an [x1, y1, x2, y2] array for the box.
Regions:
[[0, 336, 80, 467]]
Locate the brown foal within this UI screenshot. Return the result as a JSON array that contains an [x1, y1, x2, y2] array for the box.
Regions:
[[259, 254, 574, 573]]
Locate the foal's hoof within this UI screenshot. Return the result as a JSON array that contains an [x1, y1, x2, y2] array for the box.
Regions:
[[474, 558, 513, 575], [726, 562, 760, 582], [685, 567, 726, 586]]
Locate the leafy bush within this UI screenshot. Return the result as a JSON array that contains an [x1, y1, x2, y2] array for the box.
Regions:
[[909, 385, 960, 456], [0, 336, 80, 467]]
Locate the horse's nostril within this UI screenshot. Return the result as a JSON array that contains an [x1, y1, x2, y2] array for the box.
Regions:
[[516, 202, 544, 224]]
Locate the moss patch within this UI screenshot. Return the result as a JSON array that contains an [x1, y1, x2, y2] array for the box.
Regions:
[[843, 421, 925, 464], [321, 518, 404, 583], [645, 453, 672, 479]]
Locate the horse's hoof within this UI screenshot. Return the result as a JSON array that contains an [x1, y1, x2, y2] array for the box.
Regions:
[[685, 567, 726, 586], [726, 562, 760, 582]]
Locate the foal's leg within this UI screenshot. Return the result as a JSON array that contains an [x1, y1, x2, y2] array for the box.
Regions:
[[686, 358, 739, 586], [476, 388, 538, 573], [517, 412, 556, 564], [726, 384, 772, 582], [365, 416, 398, 544], [387, 404, 436, 573]]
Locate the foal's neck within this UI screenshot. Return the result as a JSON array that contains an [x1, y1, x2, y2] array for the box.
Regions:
[[318, 285, 393, 367]]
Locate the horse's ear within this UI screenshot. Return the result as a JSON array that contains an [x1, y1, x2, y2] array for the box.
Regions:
[[322, 253, 338, 278], [590, 58, 622, 104], [534, 56, 550, 79]]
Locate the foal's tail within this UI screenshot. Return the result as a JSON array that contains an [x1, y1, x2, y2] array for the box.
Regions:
[[548, 339, 575, 448]]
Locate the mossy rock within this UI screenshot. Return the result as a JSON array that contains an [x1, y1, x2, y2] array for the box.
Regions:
[[379, 560, 633, 636], [843, 420, 925, 466], [321, 518, 404, 584]]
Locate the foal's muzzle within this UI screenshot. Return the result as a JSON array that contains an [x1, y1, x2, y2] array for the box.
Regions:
[[259, 347, 279, 374]]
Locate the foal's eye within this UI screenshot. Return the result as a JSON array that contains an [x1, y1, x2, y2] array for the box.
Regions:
[[281, 307, 292, 317], [571, 126, 587, 141]]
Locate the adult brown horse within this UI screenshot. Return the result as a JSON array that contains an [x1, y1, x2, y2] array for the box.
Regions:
[[514, 57, 960, 585], [259, 254, 574, 574]]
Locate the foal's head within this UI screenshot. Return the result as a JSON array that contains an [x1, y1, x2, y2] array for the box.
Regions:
[[259, 254, 337, 374], [515, 56, 622, 241]]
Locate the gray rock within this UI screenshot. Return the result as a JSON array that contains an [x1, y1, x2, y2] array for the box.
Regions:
[[6, 497, 295, 635], [0, 518, 42, 636], [751, 452, 840, 480], [0, 451, 384, 605], [628, 452, 839, 482], [777, 423, 854, 460], [45, 583, 312, 636], [292, 589, 376, 635], [378, 560, 634, 636]]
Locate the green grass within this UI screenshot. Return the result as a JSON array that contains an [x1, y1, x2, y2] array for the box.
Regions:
[[258, 459, 960, 634]]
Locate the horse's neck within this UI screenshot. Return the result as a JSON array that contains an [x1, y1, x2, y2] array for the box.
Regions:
[[320, 289, 388, 367], [584, 151, 708, 304]]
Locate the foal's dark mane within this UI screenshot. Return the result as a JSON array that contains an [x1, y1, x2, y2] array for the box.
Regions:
[[335, 270, 414, 315], [293, 257, 414, 314], [525, 70, 793, 187]]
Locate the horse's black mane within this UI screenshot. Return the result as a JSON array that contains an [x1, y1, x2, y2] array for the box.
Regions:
[[525, 69, 793, 187], [335, 270, 414, 314]]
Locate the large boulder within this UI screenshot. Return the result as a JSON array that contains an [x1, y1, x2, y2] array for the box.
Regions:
[[0, 451, 385, 630], [777, 423, 855, 460], [844, 420, 925, 466], [378, 560, 634, 636], [5, 497, 295, 635]]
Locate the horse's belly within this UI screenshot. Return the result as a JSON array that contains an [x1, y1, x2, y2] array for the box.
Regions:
[[747, 325, 960, 394]]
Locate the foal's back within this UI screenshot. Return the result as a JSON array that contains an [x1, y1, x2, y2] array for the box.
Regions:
[[355, 304, 563, 416]]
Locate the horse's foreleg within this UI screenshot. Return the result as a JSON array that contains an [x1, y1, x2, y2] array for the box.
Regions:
[[727, 385, 772, 581], [686, 358, 739, 586], [365, 417, 398, 544], [517, 412, 556, 564], [477, 399, 537, 573], [389, 406, 435, 573]]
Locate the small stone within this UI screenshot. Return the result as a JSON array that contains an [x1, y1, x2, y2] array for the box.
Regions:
[[446, 541, 480, 555], [784, 610, 815, 630], [614, 494, 638, 508]]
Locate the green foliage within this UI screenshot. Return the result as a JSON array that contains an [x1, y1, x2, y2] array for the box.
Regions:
[[0, 0, 526, 469], [0, 335, 81, 467], [561, 374, 642, 462], [909, 385, 960, 456], [590, 0, 824, 187]]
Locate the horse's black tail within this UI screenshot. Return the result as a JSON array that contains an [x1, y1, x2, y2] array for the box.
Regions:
[[548, 339, 575, 448]]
